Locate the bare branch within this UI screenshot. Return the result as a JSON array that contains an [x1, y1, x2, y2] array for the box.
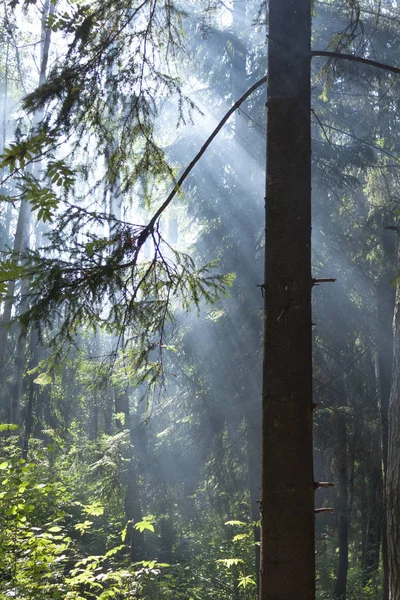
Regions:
[[138, 75, 267, 246], [312, 50, 400, 75]]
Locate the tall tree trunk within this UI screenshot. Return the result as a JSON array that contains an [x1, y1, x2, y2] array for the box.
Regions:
[[0, 199, 31, 383], [386, 231, 400, 600], [124, 399, 145, 562], [362, 475, 381, 583], [0, 0, 54, 414], [9, 276, 30, 425], [334, 414, 348, 600], [377, 225, 396, 600], [0, 39, 12, 254], [260, 1, 314, 599], [22, 328, 40, 459], [232, 0, 247, 140], [247, 410, 261, 595]]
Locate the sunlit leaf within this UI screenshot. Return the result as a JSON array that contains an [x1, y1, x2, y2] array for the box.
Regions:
[[33, 372, 52, 386], [217, 558, 244, 568], [238, 575, 256, 588]]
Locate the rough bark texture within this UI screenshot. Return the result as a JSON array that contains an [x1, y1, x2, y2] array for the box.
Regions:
[[386, 235, 400, 600], [260, 1, 314, 599]]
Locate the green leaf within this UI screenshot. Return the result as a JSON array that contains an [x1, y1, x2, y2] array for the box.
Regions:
[[238, 575, 256, 588], [217, 558, 244, 568], [33, 372, 52, 386], [134, 517, 155, 533], [225, 520, 247, 527], [104, 544, 125, 558], [0, 260, 26, 299], [74, 520, 93, 534], [232, 533, 249, 542], [82, 501, 104, 516], [0, 423, 18, 431]]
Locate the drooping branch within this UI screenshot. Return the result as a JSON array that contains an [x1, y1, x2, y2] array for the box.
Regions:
[[138, 75, 267, 246], [312, 50, 400, 75]]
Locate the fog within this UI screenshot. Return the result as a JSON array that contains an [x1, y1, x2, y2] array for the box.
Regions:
[[0, 1, 399, 598]]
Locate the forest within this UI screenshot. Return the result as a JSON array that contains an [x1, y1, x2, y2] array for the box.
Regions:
[[1, 0, 400, 599]]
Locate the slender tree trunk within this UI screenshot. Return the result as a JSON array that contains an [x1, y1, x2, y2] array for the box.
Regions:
[[125, 401, 145, 562], [232, 0, 247, 140], [334, 414, 348, 600], [89, 332, 101, 440], [0, 199, 31, 381], [0, 204, 13, 253], [9, 276, 30, 425], [377, 226, 396, 600], [2, 39, 9, 153], [22, 373, 35, 461], [0, 39, 11, 253], [386, 232, 400, 600], [363, 481, 381, 583], [247, 411, 261, 595], [260, 1, 314, 599], [0, 0, 54, 415], [22, 328, 40, 459]]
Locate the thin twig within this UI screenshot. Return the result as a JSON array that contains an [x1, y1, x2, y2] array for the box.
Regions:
[[312, 50, 400, 75]]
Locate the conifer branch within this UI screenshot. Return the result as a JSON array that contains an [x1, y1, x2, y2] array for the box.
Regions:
[[312, 51, 400, 75]]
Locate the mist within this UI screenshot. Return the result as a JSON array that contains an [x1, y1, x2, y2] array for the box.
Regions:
[[0, 1, 399, 599]]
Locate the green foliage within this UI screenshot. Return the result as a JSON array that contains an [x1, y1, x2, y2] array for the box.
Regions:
[[0, 131, 51, 172], [0, 259, 26, 298], [0, 434, 168, 599], [22, 181, 58, 222], [216, 520, 258, 598], [217, 557, 244, 567], [11, 208, 235, 387], [1, 3, 395, 600], [15, 0, 194, 205], [0, 434, 73, 598], [46, 160, 75, 189], [14, 158, 76, 222], [134, 516, 155, 533]]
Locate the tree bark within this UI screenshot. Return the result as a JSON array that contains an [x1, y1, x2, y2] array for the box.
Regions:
[[377, 226, 396, 600], [9, 275, 30, 425], [0, 199, 31, 384], [260, 1, 314, 599], [386, 232, 400, 600]]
